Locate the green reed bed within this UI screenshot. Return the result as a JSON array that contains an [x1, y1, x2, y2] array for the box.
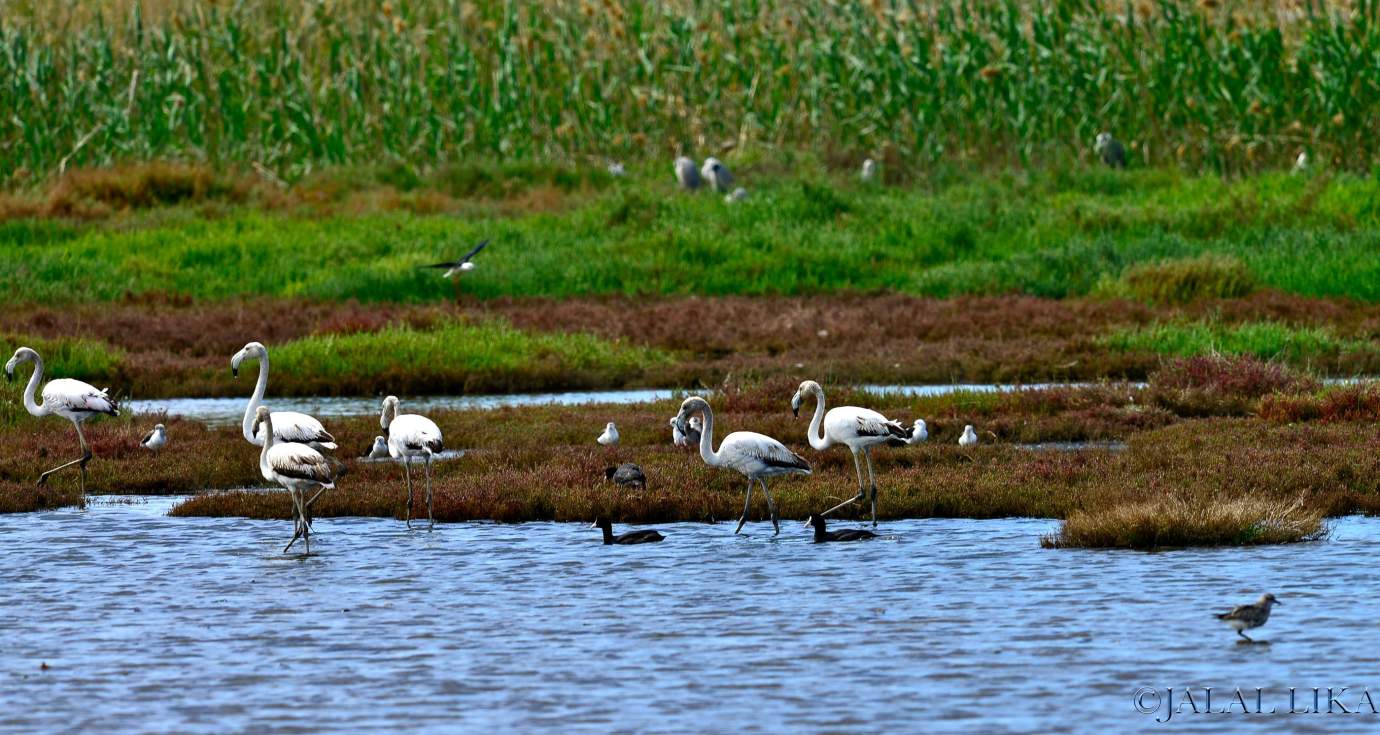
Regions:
[[2, 0, 1379, 181]]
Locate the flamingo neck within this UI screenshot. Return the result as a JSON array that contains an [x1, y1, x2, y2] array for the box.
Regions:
[[805, 385, 830, 451], [20, 354, 47, 417], [241, 355, 270, 445], [695, 403, 721, 467], [258, 417, 275, 479]]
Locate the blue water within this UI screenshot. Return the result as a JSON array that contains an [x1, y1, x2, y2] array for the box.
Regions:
[[2, 498, 1377, 734]]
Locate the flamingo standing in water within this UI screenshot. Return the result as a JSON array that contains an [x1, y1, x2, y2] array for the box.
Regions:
[[254, 407, 341, 554], [230, 342, 336, 451], [673, 396, 810, 535], [381, 395, 444, 530], [791, 380, 926, 527], [6, 347, 118, 502]]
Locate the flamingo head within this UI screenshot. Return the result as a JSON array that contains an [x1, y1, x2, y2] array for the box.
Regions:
[[791, 380, 821, 417], [230, 341, 267, 377], [673, 396, 708, 434], [5, 347, 37, 381], [252, 406, 271, 437], [380, 395, 400, 430]]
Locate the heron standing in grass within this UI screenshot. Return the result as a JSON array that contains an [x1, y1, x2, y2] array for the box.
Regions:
[[381, 395, 444, 530], [6, 347, 118, 502], [673, 396, 810, 535], [1095, 132, 1127, 168], [254, 407, 341, 554], [791, 380, 926, 527]]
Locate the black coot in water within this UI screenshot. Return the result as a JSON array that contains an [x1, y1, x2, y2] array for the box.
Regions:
[[605, 463, 647, 490], [592, 518, 665, 545], [805, 513, 878, 543]]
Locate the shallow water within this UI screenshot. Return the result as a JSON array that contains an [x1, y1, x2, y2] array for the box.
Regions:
[[3, 498, 1378, 734], [126, 382, 1143, 424]]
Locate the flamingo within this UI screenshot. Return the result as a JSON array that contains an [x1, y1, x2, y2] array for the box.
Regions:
[[674, 156, 701, 191], [140, 424, 167, 455], [381, 395, 444, 530], [230, 342, 336, 451], [253, 407, 340, 554], [791, 380, 926, 527], [673, 396, 810, 535], [5, 347, 118, 501]]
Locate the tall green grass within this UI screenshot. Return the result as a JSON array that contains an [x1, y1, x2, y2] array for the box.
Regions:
[[6, 167, 1380, 302], [2, 0, 1379, 180]]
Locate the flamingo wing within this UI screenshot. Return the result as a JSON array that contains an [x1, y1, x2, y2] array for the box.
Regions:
[[43, 378, 118, 416], [267, 443, 338, 484]]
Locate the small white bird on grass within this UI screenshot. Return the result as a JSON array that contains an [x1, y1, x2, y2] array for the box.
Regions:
[[959, 425, 979, 448], [861, 158, 878, 183], [365, 435, 390, 460], [598, 422, 620, 446], [140, 424, 167, 455], [1293, 151, 1309, 173], [421, 239, 490, 279], [674, 156, 702, 191], [701, 157, 734, 192]]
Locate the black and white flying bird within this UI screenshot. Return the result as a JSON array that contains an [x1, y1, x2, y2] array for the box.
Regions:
[[422, 239, 490, 278]]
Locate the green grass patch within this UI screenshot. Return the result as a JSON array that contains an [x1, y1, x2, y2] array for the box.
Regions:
[[8, 168, 1380, 303], [1100, 321, 1375, 362], [269, 320, 673, 395]]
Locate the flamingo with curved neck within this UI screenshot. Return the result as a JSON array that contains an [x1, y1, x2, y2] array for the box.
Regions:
[[230, 341, 336, 451], [791, 380, 926, 527], [6, 346, 118, 503], [673, 396, 811, 535]]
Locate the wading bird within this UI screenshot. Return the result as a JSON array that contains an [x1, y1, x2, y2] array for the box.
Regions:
[[804, 513, 878, 543], [673, 396, 810, 535], [381, 395, 444, 530], [861, 158, 878, 182], [591, 518, 664, 545], [701, 157, 734, 192], [5, 347, 118, 501], [254, 407, 340, 554], [1216, 593, 1280, 643], [605, 463, 647, 490], [791, 380, 926, 526], [959, 425, 979, 448], [674, 156, 701, 191], [421, 238, 490, 279], [231, 342, 336, 451], [1095, 132, 1127, 169], [597, 422, 620, 446], [140, 424, 167, 455]]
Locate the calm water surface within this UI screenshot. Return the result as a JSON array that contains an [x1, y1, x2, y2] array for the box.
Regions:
[[3, 498, 1378, 734]]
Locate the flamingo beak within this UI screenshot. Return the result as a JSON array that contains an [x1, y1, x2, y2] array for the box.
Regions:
[[790, 394, 801, 417]]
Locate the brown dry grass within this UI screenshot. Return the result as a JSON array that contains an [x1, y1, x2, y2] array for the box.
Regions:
[[1042, 495, 1328, 549]]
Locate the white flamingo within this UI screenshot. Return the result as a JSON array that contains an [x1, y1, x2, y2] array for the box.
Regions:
[[381, 395, 444, 530], [791, 380, 926, 526], [673, 396, 810, 535], [6, 347, 118, 501], [674, 156, 702, 191], [230, 342, 336, 451], [598, 422, 620, 446], [254, 407, 340, 554]]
